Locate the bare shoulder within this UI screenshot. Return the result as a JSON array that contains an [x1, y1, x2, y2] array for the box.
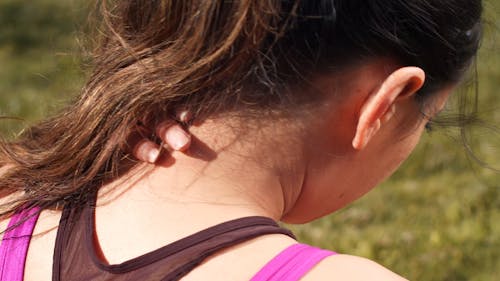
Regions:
[[0, 163, 16, 241], [0, 216, 9, 241], [302, 254, 408, 281]]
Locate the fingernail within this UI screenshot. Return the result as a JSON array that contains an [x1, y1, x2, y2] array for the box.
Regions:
[[177, 110, 192, 124], [165, 126, 190, 150], [147, 148, 160, 163]]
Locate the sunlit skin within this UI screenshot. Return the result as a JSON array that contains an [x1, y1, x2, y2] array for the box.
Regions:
[[282, 62, 452, 223], [133, 60, 451, 224], [95, 60, 450, 280], [3, 59, 454, 281]]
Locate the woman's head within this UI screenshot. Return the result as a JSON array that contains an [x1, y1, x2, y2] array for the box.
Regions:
[[0, 0, 483, 215], [87, 0, 482, 112]]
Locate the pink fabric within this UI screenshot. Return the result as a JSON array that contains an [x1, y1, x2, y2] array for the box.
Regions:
[[251, 243, 336, 281], [0, 207, 40, 281], [0, 211, 334, 281]]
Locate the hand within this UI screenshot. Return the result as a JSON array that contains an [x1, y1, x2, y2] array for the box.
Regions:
[[133, 111, 192, 163]]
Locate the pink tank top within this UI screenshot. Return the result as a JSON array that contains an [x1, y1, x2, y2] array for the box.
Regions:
[[0, 208, 336, 281], [251, 243, 336, 281], [0, 207, 40, 281]]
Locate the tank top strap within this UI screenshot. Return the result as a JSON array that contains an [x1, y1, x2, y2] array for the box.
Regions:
[[54, 192, 297, 281], [250, 243, 337, 281], [0, 207, 41, 281], [161, 216, 297, 281]]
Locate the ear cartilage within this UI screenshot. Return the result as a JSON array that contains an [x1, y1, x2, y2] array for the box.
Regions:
[[381, 104, 396, 124]]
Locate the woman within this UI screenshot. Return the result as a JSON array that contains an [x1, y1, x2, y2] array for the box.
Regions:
[[0, 0, 483, 280]]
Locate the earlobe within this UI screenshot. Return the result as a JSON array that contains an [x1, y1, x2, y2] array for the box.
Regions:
[[352, 67, 425, 150]]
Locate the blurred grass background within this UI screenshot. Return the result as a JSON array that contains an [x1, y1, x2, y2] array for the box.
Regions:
[[0, 0, 498, 280]]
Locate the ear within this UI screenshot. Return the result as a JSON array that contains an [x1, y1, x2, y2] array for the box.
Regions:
[[352, 67, 425, 150]]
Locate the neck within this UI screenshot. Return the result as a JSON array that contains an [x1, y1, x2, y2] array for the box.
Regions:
[[100, 116, 306, 223]]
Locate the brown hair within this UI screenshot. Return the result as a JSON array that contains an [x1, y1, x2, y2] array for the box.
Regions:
[[0, 0, 300, 216], [0, 0, 482, 217]]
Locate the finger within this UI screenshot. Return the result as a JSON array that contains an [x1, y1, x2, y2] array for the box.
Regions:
[[133, 139, 161, 163], [157, 123, 191, 152], [176, 109, 192, 124]]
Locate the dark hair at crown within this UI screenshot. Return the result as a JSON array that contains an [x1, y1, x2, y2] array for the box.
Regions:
[[268, 0, 482, 97]]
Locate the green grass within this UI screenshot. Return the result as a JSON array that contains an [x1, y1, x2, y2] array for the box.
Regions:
[[0, 0, 85, 135], [1, 1, 499, 280]]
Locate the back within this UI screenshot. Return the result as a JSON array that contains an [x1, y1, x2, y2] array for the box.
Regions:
[[0, 201, 406, 281]]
